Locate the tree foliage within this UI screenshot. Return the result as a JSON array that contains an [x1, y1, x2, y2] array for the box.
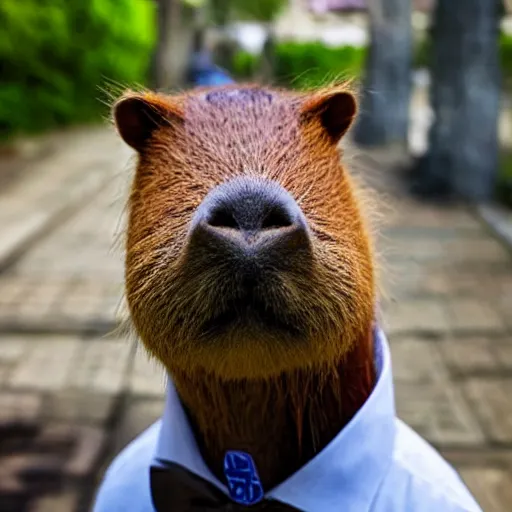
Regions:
[[0, 0, 155, 138], [208, 0, 288, 24], [231, 0, 288, 23]]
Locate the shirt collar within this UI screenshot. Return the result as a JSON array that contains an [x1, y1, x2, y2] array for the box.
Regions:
[[154, 328, 396, 512]]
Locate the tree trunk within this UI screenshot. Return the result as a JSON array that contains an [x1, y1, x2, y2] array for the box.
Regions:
[[413, 0, 502, 200], [353, 0, 413, 147], [151, 0, 192, 90], [258, 24, 276, 84]]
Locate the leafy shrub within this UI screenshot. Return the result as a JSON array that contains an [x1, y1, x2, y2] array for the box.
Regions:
[[498, 152, 512, 207], [232, 0, 288, 23], [0, 0, 155, 138], [413, 36, 430, 69], [209, 0, 287, 25], [501, 33, 512, 84], [232, 51, 260, 79], [232, 41, 366, 89]]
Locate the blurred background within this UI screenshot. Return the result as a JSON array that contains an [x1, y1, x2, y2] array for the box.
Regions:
[[0, 0, 511, 510]]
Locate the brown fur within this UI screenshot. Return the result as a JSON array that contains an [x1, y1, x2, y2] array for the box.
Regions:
[[114, 84, 376, 489], [174, 327, 374, 488]]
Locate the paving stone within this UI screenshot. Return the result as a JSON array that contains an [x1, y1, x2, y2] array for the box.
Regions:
[[380, 264, 451, 299], [1, 422, 101, 471], [0, 453, 63, 512], [389, 266, 507, 300], [390, 337, 445, 383], [0, 180, 126, 327], [494, 341, 512, 371], [384, 238, 445, 263], [0, 301, 23, 322], [0, 336, 28, 364], [0, 132, 127, 271], [64, 425, 108, 479], [496, 290, 512, 331], [440, 337, 501, 376], [396, 381, 485, 446], [459, 467, 512, 512], [440, 336, 512, 376], [442, 447, 512, 468], [378, 260, 419, 297], [415, 271, 452, 296], [98, 301, 122, 323], [0, 366, 10, 386], [55, 295, 105, 315], [68, 281, 116, 300], [93, 304, 125, 327], [385, 202, 478, 229], [447, 299, 506, 333], [0, 277, 33, 303], [434, 209, 482, 229], [67, 338, 133, 394], [384, 299, 449, 335], [45, 390, 117, 425], [15, 299, 56, 320], [113, 398, 165, 454], [31, 424, 76, 453], [28, 491, 79, 512], [9, 338, 81, 392], [130, 346, 166, 397], [381, 225, 485, 241], [445, 271, 502, 297], [0, 392, 42, 421], [2, 277, 124, 330], [0, 421, 107, 512], [463, 379, 512, 444], [445, 237, 511, 266], [0, 212, 53, 266], [23, 279, 68, 302]]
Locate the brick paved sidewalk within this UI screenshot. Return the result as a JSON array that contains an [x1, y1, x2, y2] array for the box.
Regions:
[[0, 129, 511, 510]]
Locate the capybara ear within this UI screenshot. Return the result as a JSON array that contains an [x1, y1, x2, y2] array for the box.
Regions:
[[113, 91, 184, 151], [301, 87, 357, 143]]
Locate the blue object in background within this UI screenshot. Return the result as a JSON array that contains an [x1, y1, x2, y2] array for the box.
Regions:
[[187, 50, 235, 87]]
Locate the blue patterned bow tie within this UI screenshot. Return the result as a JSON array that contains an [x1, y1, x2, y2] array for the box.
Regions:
[[150, 451, 299, 510]]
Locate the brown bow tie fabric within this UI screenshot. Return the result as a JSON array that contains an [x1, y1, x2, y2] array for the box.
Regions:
[[150, 463, 301, 511]]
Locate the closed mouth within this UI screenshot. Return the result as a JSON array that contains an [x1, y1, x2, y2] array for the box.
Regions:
[[199, 297, 302, 339]]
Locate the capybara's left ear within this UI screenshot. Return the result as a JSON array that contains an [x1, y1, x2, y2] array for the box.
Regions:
[[301, 87, 357, 143], [113, 90, 184, 152]]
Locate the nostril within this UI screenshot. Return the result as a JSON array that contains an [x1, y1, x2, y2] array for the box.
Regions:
[[191, 178, 309, 252], [206, 204, 294, 232], [207, 208, 239, 229], [261, 206, 294, 230]]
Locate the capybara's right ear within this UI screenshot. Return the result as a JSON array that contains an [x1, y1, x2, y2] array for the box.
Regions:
[[113, 91, 184, 152]]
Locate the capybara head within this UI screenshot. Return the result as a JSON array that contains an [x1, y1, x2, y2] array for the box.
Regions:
[[114, 84, 375, 380]]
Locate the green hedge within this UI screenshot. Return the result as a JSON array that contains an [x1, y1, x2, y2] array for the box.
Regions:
[[501, 33, 512, 84], [232, 41, 366, 89], [0, 0, 156, 138], [498, 152, 512, 207], [498, 35, 512, 206]]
